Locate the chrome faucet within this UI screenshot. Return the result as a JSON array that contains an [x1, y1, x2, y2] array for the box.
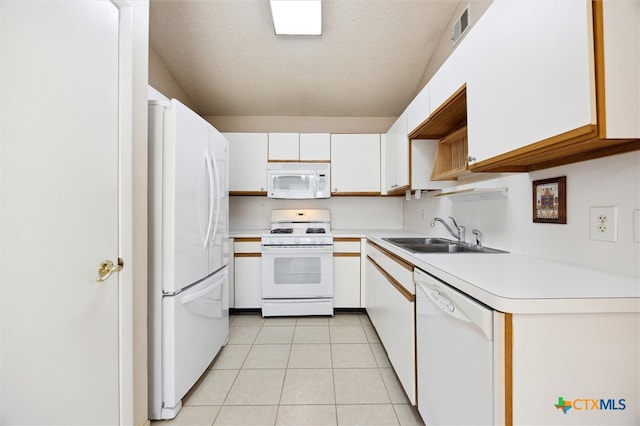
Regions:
[[471, 229, 483, 248], [431, 216, 465, 243]]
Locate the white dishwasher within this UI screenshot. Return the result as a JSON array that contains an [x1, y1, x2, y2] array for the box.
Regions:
[[415, 268, 498, 426]]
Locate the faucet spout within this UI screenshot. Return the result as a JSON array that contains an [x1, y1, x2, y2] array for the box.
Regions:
[[430, 216, 465, 243]]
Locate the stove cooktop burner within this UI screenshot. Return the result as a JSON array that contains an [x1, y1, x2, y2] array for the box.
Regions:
[[271, 228, 293, 234], [306, 228, 326, 234]]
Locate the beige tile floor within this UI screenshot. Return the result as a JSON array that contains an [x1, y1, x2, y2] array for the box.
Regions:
[[152, 312, 425, 426]]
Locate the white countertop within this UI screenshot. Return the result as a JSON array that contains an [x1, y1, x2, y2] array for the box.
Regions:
[[365, 231, 640, 314], [230, 230, 268, 238], [230, 228, 640, 313]]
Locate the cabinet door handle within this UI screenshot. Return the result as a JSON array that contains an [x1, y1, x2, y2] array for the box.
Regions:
[[468, 156, 476, 163]]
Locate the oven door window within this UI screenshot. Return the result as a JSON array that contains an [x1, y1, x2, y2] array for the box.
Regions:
[[262, 249, 333, 298], [274, 257, 321, 284]]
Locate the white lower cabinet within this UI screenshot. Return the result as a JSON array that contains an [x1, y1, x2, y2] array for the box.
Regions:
[[509, 312, 639, 425], [365, 241, 416, 405], [233, 238, 262, 309], [333, 238, 362, 308]]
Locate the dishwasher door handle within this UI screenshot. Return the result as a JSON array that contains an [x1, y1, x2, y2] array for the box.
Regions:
[[416, 278, 493, 340], [419, 281, 471, 324]]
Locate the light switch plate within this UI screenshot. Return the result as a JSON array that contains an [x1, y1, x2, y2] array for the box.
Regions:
[[590, 206, 617, 242]]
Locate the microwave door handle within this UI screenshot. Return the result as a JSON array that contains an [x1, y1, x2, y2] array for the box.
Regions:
[[312, 173, 318, 197]]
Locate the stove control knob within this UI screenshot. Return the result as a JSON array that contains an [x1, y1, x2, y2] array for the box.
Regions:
[[294, 238, 300, 244]]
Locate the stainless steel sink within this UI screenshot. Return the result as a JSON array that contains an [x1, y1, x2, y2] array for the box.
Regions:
[[382, 237, 508, 254], [383, 237, 455, 245]]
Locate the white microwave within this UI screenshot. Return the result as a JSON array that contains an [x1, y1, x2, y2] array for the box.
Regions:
[[267, 163, 331, 199]]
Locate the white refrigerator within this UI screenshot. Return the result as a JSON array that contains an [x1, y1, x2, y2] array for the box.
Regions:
[[148, 98, 230, 420]]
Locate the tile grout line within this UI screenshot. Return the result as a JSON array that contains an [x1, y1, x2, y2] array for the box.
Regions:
[[212, 317, 262, 425], [328, 318, 339, 425], [201, 313, 417, 425], [274, 321, 295, 426]]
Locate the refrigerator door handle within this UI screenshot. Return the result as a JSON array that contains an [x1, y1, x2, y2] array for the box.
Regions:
[[203, 150, 215, 250], [180, 270, 228, 305], [209, 148, 222, 248]]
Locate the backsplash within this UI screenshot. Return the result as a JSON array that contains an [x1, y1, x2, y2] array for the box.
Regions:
[[230, 196, 403, 231], [403, 151, 640, 277]]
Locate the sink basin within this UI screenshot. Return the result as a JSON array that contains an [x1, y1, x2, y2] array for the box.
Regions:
[[402, 243, 507, 254], [382, 237, 508, 254], [383, 237, 455, 245]]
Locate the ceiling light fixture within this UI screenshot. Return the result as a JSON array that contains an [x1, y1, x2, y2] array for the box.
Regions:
[[269, 0, 322, 36]]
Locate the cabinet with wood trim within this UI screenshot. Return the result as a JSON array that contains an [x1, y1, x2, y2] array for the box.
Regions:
[[383, 112, 409, 195], [268, 133, 330, 162], [365, 240, 416, 405], [333, 237, 362, 308], [233, 237, 262, 309], [406, 82, 430, 136], [268, 133, 299, 161], [224, 133, 268, 195], [410, 139, 454, 190], [330, 134, 381, 195], [507, 312, 639, 425], [466, 0, 640, 172], [407, 29, 470, 180]]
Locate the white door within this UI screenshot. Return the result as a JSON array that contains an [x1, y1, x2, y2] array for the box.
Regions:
[[1, 1, 128, 424]]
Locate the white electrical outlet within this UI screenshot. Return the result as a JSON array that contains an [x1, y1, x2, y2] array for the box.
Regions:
[[590, 206, 617, 242]]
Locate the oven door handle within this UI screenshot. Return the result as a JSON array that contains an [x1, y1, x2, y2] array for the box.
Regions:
[[261, 245, 334, 254]]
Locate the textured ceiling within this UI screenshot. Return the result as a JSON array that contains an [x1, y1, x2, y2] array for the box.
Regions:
[[149, 0, 459, 117]]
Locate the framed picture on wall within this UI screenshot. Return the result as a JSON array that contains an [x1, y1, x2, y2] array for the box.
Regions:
[[532, 176, 566, 224]]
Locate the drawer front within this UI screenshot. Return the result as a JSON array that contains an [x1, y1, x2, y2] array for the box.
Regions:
[[234, 237, 262, 254], [367, 241, 414, 294], [334, 238, 361, 253]]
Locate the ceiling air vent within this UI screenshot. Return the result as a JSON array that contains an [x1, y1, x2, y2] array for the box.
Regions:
[[451, 7, 469, 44]]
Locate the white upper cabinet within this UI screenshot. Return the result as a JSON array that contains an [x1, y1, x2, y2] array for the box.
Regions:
[[300, 133, 331, 161], [268, 132, 330, 161], [599, 0, 639, 138], [465, 0, 639, 170], [383, 112, 409, 194], [331, 134, 381, 194], [406, 83, 430, 135], [268, 133, 299, 161], [225, 132, 268, 193], [428, 37, 468, 116], [466, 0, 593, 165], [382, 131, 394, 195]]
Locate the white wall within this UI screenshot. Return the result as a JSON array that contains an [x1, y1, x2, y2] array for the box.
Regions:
[[149, 46, 199, 112], [403, 151, 640, 277], [416, 0, 493, 92], [231, 196, 403, 231]]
